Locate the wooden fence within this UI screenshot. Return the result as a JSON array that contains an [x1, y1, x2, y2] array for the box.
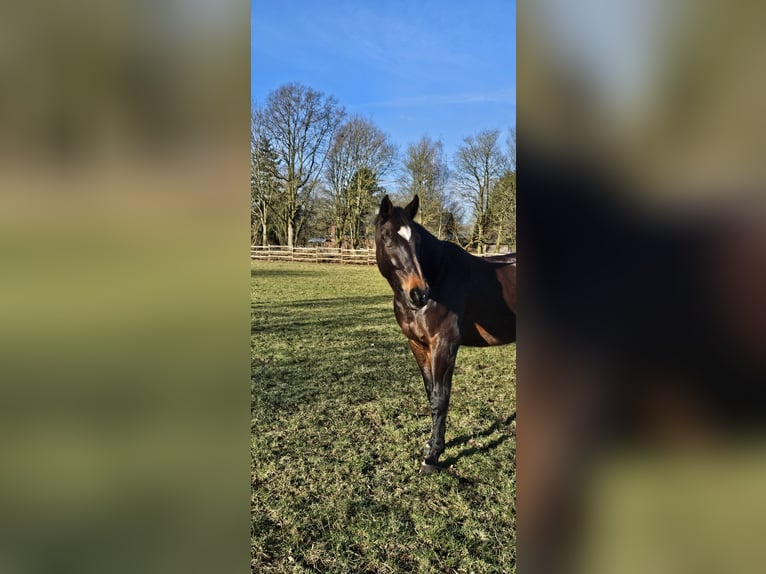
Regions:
[[251, 245, 376, 265], [251, 244, 514, 265]]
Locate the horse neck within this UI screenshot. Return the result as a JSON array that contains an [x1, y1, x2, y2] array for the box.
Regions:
[[413, 220, 435, 250], [413, 222, 442, 278]]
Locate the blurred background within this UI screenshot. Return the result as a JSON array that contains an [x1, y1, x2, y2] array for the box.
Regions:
[[2, 0, 765, 572], [519, 1, 766, 573], [0, 2, 249, 573]]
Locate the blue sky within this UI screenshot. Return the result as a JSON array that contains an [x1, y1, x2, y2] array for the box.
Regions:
[[251, 0, 515, 166]]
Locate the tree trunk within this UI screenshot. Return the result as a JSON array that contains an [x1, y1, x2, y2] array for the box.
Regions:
[[261, 200, 268, 246], [495, 220, 504, 252]]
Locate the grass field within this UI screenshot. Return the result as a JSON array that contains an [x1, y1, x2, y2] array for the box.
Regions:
[[251, 261, 516, 573]]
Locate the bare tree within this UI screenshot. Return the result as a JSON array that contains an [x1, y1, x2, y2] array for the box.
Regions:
[[325, 116, 396, 247], [251, 111, 279, 246], [487, 127, 517, 251], [399, 137, 450, 238], [259, 83, 344, 247], [489, 169, 516, 251], [507, 127, 517, 171], [453, 130, 507, 253]]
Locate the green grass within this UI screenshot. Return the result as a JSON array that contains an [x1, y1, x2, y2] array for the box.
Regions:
[[252, 261, 516, 573]]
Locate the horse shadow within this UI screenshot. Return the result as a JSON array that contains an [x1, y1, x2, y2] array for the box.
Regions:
[[439, 412, 516, 468]]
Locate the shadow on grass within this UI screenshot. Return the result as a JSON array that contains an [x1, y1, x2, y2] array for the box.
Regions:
[[252, 294, 417, 412], [251, 266, 324, 279], [446, 412, 516, 448], [438, 412, 516, 469], [251, 296, 392, 338], [440, 435, 515, 469]]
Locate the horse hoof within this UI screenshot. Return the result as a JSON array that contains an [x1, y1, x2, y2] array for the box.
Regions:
[[419, 462, 440, 475]]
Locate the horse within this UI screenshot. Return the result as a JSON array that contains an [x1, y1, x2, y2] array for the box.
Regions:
[[374, 194, 517, 473]]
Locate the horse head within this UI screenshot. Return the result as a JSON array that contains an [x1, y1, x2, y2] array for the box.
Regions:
[[375, 195, 431, 309]]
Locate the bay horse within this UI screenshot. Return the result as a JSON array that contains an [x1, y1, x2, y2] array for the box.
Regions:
[[375, 194, 517, 473]]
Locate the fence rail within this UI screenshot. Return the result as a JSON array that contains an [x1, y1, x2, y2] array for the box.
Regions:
[[251, 244, 515, 265], [251, 245, 376, 265]]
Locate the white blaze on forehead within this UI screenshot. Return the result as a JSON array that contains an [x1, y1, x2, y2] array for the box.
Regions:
[[397, 225, 412, 241]]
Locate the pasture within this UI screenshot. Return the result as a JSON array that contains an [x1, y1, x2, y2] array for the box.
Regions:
[[251, 261, 516, 573]]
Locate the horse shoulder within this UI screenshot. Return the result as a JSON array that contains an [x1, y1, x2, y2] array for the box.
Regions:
[[394, 297, 458, 347]]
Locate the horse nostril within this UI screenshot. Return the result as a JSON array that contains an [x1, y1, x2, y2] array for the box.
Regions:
[[409, 287, 430, 307]]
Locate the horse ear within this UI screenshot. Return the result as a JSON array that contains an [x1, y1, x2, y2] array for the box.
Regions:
[[404, 195, 419, 219], [379, 195, 393, 221]]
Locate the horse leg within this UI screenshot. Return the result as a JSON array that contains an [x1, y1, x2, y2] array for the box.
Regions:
[[407, 340, 434, 459], [422, 337, 458, 472]]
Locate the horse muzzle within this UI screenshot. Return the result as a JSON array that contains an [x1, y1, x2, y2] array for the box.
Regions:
[[408, 285, 431, 308]]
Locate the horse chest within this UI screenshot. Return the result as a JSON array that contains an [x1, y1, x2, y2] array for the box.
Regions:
[[394, 299, 456, 345], [398, 316, 429, 344]]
